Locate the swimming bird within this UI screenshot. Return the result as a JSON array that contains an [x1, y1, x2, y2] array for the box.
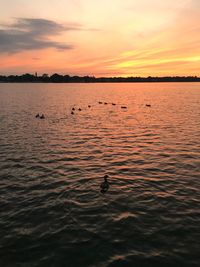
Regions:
[[104, 102, 108, 105], [35, 113, 40, 118], [146, 104, 151, 107], [88, 105, 91, 108], [72, 107, 75, 111], [98, 101, 103, 104], [71, 111, 74, 115], [121, 106, 127, 109], [78, 108, 82, 111], [100, 175, 110, 193], [112, 103, 116, 106], [40, 114, 45, 119]]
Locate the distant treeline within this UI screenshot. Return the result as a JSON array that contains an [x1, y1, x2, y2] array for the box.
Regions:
[[0, 73, 200, 83]]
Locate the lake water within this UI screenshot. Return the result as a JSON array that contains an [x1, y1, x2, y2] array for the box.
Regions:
[[0, 82, 200, 267]]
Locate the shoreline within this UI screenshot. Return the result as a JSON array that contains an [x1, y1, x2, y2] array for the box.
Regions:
[[0, 74, 200, 83]]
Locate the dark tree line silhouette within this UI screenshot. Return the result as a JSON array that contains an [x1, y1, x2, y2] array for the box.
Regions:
[[0, 73, 199, 83]]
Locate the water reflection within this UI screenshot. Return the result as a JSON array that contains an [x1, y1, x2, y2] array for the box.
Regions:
[[0, 82, 200, 267]]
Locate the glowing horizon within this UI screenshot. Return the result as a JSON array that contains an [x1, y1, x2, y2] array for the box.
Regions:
[[0, 0, 199, 77]]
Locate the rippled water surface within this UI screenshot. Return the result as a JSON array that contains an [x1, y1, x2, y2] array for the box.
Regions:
[[0, 83, 200, 267]]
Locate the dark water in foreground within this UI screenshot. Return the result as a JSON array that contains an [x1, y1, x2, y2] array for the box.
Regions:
[[0, 83, 200, 267]]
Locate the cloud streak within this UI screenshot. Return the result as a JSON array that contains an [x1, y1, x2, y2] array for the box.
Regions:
[[0, 18, 82, 53]]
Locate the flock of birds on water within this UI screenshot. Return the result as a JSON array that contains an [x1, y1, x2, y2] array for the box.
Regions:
[[35, 101, 152, 120], [70, 101, 131, 115], [35, 101, 152, 193]]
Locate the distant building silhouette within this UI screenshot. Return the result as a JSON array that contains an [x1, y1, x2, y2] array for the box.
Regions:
[[42, 73, 48, 78]]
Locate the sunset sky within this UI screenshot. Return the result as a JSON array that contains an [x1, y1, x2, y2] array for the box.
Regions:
[[0, 0, 199, 77]]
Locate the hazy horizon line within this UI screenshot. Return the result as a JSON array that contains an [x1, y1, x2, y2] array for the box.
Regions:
[[0, 73, 200, 83], [0, 73, 200, 79]]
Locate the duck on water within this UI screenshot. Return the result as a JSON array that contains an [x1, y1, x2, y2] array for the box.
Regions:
[[40, 114, 45, 119], [35, 113, 45, 119], [100, 175, 110, 193]]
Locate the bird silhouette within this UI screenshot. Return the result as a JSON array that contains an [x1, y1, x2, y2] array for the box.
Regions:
[[100, 175, 110, 193]]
